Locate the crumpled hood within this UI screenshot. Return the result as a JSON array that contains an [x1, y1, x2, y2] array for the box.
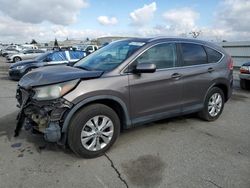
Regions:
[[18, 65, 103, 89]]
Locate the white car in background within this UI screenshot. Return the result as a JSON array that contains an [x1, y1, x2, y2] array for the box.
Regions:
[[7, 49, 45, 63], [74, 44, 98, 53]]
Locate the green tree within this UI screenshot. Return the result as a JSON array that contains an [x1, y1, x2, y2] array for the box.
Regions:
[[30, 39, 37, 44], [54, 38, 59, 47]]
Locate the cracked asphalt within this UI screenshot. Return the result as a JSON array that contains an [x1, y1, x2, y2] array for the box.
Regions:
[[0, 57, 249, 188]]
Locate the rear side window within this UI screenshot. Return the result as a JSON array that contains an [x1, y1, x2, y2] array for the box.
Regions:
[[136, 43, 177, 69], [50, 51, 67, 61], [69, 51, 85, 59], [181, 43, 207, 66], [204, 46, 222, 63]]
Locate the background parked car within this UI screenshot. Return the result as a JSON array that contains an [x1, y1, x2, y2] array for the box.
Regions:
[[239, 62, 250, 89], [1, 49, 20, 57], [74, 44, 98, 54], [0, 45, 22, 56], [9, 50, 86, 80], [7, 49, 45, 63]]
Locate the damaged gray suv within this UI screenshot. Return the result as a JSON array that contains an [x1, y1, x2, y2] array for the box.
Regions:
[[15, 37, 233, 158]]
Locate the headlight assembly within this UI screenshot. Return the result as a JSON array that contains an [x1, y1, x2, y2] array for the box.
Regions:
[[15, 65, 25, 70], [33, 79, 79, 100]]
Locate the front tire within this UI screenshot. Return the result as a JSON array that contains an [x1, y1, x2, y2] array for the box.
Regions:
[[68, 104, 120, 158], [198, 87, 225, 121], [13, 56, 22, 62]]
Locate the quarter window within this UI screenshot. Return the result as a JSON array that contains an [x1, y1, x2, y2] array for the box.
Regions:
[[181, 43, 207, 66], [204, 46, 222, 63], [136, 43, 177, 69]]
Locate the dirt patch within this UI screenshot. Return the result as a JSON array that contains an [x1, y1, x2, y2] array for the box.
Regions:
[[122, 155, 165, 187]]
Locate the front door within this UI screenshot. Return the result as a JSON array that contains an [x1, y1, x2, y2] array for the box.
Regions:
[[128, 43, 183, 123]]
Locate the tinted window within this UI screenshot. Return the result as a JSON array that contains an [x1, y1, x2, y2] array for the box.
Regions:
[[50, 51, 67, 61], [204, 46, 222, 63], [181, 43, 207, 66], [69, 51, 85, 59], [24, 50, 33, 53], [35, 50, 44, 53], [137, 43, 177, 69]]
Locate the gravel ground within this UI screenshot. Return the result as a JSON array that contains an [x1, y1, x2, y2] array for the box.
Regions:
[[0, 57, 249, 188]]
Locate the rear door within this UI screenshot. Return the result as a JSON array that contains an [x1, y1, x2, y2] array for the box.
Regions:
[[22, 50, 35, 60], [177, 43, 222, 112], [128, 42, 183, 123]]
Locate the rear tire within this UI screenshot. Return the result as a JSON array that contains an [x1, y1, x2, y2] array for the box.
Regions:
[[240, 79, 249, 90], [198, 87, 225, 121], [68, 104, 120, 158]]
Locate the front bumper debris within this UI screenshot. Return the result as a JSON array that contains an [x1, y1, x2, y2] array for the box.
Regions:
[[15, 86, 73, 142]]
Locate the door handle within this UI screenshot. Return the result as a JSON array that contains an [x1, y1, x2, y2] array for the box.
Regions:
[[208, 67, 215, 73], [171, 73, 182, 79]]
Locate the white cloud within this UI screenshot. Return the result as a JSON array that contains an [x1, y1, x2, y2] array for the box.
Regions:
[[97, 16, 118, 26], [0, 15, 108, 43], [130, 2, 157, 26], [163, 8, 199, 31], [215, 0, 250, 32], [0, 0, 88, 25]]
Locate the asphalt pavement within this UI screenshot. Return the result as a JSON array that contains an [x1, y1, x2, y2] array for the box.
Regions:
[[0, 57, 249, 188]]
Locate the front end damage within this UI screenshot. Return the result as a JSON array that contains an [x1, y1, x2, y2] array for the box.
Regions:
[[15, 86, 73, 143]]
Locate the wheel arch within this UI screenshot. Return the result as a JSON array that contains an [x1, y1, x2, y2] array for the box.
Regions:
[[205, 80, 230, 103], [62, 95, 131, 133]]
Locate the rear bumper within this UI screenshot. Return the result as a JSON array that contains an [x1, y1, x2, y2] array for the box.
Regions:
[[239, 73, 250, 80]]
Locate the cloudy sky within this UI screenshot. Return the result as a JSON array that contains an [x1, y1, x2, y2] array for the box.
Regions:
[[0, 0, 249, 43]]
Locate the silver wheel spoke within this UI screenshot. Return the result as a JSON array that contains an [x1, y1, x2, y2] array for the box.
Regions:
[[86, 120, 96, 130], [99, 116, 110, 130], [93, 116, 99, 127], [100, 135, 110, 144], [208, 93, 222, 117], [95, 137, 101, 150], [81, 115, 114, 151], [81, 130, 95, 137], [88, 136, 97, 150], [81, 135, 95, 144], [102, 130, 113, 137]]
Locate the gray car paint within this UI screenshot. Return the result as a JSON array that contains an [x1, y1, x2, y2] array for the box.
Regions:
[[18, 37, 233, 133], [63, 38, 233, 130]]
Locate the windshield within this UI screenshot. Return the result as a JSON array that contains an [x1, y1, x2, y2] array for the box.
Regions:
[[35, 51, 51, 61], [74, 40, 145, 71]]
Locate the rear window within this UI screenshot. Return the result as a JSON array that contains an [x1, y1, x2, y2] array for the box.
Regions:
[[181, 43, 207, 66], [69, 51, 85, 59], [204, 46, 222, 63]]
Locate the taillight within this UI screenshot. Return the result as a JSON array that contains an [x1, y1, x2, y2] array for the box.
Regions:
[[228, 57, 233, 71], [240, 66, 250, 74]]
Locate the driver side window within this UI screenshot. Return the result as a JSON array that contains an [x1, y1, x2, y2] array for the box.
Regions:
[[137, 43, 177, 69]]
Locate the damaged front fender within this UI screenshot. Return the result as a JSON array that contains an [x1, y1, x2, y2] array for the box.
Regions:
[[15, 87, 73, 142]]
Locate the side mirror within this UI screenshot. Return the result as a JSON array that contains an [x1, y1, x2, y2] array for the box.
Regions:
[[44, 58, 51, 62], [134, 63, 156, 74]]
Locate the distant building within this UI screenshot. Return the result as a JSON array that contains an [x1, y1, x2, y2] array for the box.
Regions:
[[220, 41, 250, 67], [97, 36, 131, 45]]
